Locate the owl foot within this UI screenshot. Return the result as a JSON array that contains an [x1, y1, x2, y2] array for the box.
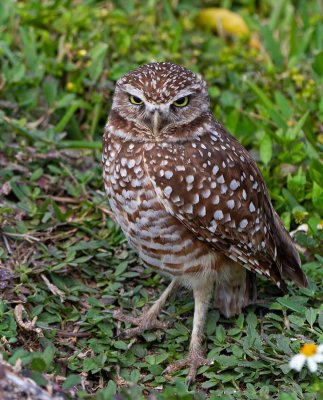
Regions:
[[163, 350, 211, 387], [113, 281, 178, 339], [113, 308, 169, 339]]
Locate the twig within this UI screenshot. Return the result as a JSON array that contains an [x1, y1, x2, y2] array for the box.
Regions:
[[114, 364, 131, 387], [1, 233, 12, 254], [3, 232, 40, 242], [14, 304, 43, 338], [47, 196, 81, 204], [41, 274, 65, 303], [56, 331, 91, 338]]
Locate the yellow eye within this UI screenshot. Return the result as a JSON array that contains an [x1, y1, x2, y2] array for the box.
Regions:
[[129, 95, 143, 105], [173, 96, 189, 107]]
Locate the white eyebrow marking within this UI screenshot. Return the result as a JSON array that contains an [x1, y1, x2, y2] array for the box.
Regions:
[[172, 89, 194, 101], [120, 85, 145, 100], [119, 83, 193, 111], [119, 85, 172, 109]]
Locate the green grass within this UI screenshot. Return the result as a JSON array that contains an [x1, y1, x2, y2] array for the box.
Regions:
[[0, 0, 322, 399]]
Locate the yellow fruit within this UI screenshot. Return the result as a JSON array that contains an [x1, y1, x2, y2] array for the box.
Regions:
[[196, 8, 250, 37], [77, 49, 87, 57], [66, 82, 75, 91]]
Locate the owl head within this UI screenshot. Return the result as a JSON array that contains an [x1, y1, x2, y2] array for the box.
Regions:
[[110, 62, 210, 140]]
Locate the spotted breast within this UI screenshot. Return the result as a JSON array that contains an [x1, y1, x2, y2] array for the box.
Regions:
[[102, 130, 228, 282]]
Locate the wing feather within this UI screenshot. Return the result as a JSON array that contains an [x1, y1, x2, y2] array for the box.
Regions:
[[143, 122, 290, 288]]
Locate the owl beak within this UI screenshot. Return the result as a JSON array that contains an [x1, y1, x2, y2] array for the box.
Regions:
[[152, 109, 162, 136]]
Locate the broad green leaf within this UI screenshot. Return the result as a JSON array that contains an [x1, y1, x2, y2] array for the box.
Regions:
[[269, 0, 288, 31], [30, 168, 43, 182], [215, 325, 226, 343], [248, 82, 286, 128], [279, 394, 295, 400], [287, 111, 309, 141], [43, 77, 58, 107], [54, 100, 89, 133], [282, 188, 300, 209], [260, 133, 272, 164], [309, 159, 323, 185], [31, 357, 47, 372], [312, 51, 323, 75], [276, 297, 306, 313], [274, 91, 292, 119], [62, 374, 81, 389], [114, 261, 128, 276], [88, 42, 108, 82], [96, 380, 117, 399], [287, 168, 306, 201], [0, 0, 16, 25], [312, 182, 323, 209], [276, 335, 292, 354], [261, 25, 284, 68], [246, 312, 258, 328], [30, 371, 48, 387], [305, 308, 317, 328]]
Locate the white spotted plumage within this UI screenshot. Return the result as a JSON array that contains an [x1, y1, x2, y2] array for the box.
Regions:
[[103, 61, 308, 324]]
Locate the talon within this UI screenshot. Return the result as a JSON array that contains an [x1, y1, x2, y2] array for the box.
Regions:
[[163, 352, 211, 383], [115, 331, 126, 340], [185, 377, 194, 388], [120, 327, 142, 339], [112, 308, 169, 339], [186, 372, 196, 386], [162, 365, 173, 376], [113, 309, 139, 325], [113, 333, 121, 340]]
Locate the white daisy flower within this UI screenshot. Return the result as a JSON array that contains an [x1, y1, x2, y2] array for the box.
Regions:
[[289, 343, 323, 372]]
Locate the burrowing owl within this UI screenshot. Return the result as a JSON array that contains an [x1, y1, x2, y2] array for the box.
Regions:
[[102, 62, 308, 384]]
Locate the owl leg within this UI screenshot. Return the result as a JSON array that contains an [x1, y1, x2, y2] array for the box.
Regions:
[[114, 279, 179, 339], [163, 279, 213, 386]]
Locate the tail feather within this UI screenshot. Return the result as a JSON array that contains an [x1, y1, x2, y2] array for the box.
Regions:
[[273, 212, 308, 288], [215, 269, 257, 318]]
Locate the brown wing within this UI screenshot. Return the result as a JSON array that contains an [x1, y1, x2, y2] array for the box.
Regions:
[[144, 122, 306, 289]]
